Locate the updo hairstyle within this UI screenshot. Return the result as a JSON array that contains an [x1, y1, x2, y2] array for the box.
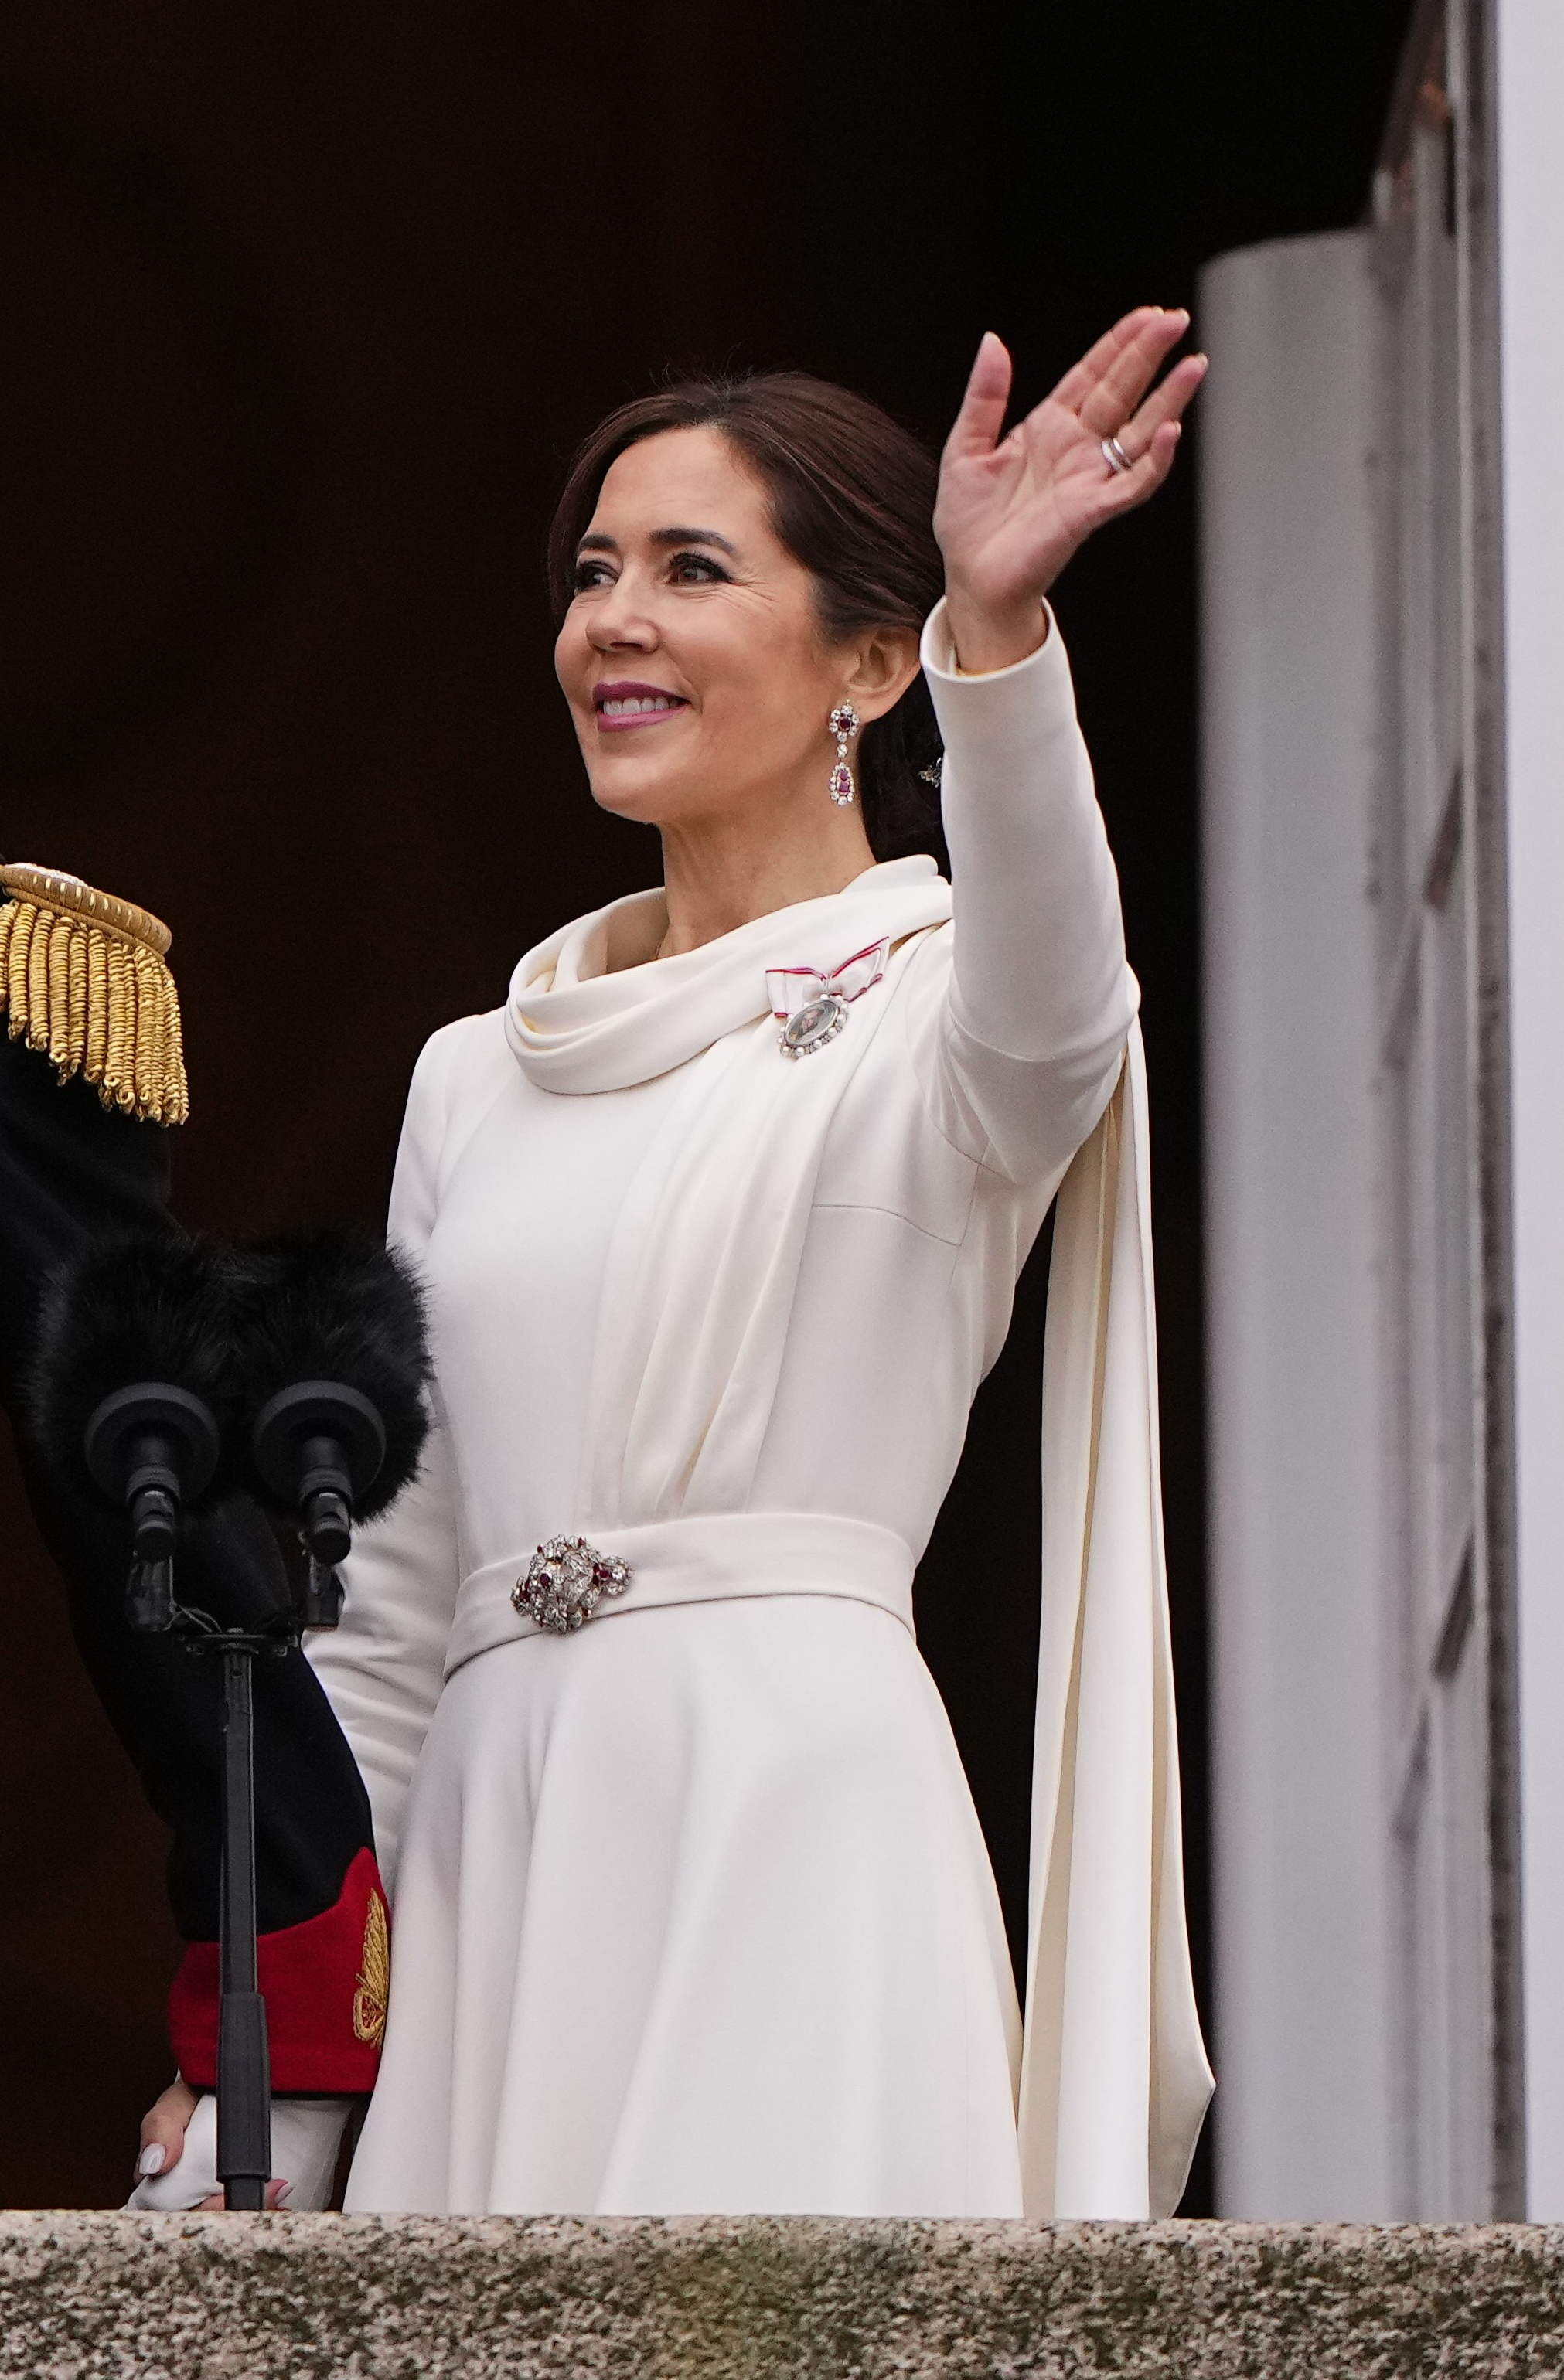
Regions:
[[546, 373, 947, 866]]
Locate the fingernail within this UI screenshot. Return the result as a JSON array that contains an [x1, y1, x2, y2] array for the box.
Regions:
[[278, 2181, 295, 2208], [137, 2143, 166, 2178]]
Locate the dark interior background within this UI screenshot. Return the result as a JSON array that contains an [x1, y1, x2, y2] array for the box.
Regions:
[[0, 0, 1412, 2208]]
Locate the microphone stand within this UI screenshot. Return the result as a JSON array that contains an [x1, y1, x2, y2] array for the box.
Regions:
[[124, 1544, 343, 2210], [82, 1384, 292, 2208], [206, 1626, 288, 2209], [76, 1330, 402, 2212], [132, 1572, 311, 2210]]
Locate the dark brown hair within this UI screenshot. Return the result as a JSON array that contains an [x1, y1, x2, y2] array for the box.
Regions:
[[547, 372, 946, 864]]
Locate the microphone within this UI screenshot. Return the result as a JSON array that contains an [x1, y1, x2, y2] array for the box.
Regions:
[[27, 1234, 235, 1626], [25, 1217, 431, 2211], [228, 1228, 430, 1605]]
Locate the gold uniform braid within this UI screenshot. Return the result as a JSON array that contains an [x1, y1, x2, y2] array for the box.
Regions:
[[0, 860, 189, 1125]]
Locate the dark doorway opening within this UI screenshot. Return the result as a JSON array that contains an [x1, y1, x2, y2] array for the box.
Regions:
[[0, 0, 1412, 2205]]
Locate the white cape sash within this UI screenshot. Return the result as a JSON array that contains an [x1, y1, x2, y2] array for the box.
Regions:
[[1029, 1022, 1213, 2215], [506, 867, 1211, 2216]]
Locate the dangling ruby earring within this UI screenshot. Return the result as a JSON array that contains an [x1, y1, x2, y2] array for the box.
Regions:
[[828, 702, 860, 806]]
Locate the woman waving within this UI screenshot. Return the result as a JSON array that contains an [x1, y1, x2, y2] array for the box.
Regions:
[[150, 309, 1212, 2218]]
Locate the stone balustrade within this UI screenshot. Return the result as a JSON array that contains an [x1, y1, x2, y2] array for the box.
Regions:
[[2, 2212, 1562, 2377]]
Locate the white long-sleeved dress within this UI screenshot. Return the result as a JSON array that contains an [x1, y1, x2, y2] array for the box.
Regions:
[[306, 602, 1208, 2218]]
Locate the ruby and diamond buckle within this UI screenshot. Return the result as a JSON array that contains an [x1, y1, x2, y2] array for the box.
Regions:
[[512, 1535, 632, 1634]]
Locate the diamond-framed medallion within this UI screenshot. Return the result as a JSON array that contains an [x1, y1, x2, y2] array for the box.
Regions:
[[779, 993, 847, 1059]]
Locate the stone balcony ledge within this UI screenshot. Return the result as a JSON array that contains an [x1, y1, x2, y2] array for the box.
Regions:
[[2, 2212, 1562, 2378]]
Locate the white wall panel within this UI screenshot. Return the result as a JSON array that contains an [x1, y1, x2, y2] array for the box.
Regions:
[[1200, 230, 1394, 2217], [1495, 0, 1564, 2222]]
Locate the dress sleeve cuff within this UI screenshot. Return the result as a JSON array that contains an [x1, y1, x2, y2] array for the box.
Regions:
[[169, 1845, 388, 2095], [919, 594, 1065, 685], [918, 596, 1082, 771]]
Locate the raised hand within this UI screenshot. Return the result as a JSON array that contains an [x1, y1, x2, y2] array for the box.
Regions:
[[935, 308, 1208, 672]]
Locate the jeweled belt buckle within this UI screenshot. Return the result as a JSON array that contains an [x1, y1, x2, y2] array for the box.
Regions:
[[512, 1534, 632, 1634]]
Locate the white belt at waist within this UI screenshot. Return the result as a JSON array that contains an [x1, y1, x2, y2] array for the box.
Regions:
[[443, 1510, 916, 1680]]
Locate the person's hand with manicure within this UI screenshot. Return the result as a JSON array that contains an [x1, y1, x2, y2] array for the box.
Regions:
[[128, 2081, 286, 2209], [128, 2078, 349, 2211]]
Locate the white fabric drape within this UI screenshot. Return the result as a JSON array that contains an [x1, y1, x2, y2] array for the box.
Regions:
[[507, 875, 953, 1529], [1028, 1023, 1212, 2215], [504, 901, 1210, 2218], [310, 601, 1211, 2218]]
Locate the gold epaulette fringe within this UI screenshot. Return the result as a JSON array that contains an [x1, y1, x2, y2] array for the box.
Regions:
[[0, 861, 189, 1125]]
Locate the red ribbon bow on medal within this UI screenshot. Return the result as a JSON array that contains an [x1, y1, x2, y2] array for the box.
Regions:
[[765, 938, 889, 1059]]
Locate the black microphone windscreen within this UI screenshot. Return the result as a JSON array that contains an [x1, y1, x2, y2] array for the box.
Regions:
[[25, 1231, 237, 1494], [227, 1227, 431, 1523]]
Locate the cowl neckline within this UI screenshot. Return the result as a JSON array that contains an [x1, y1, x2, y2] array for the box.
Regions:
[[505, 854, 952, 1094]]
